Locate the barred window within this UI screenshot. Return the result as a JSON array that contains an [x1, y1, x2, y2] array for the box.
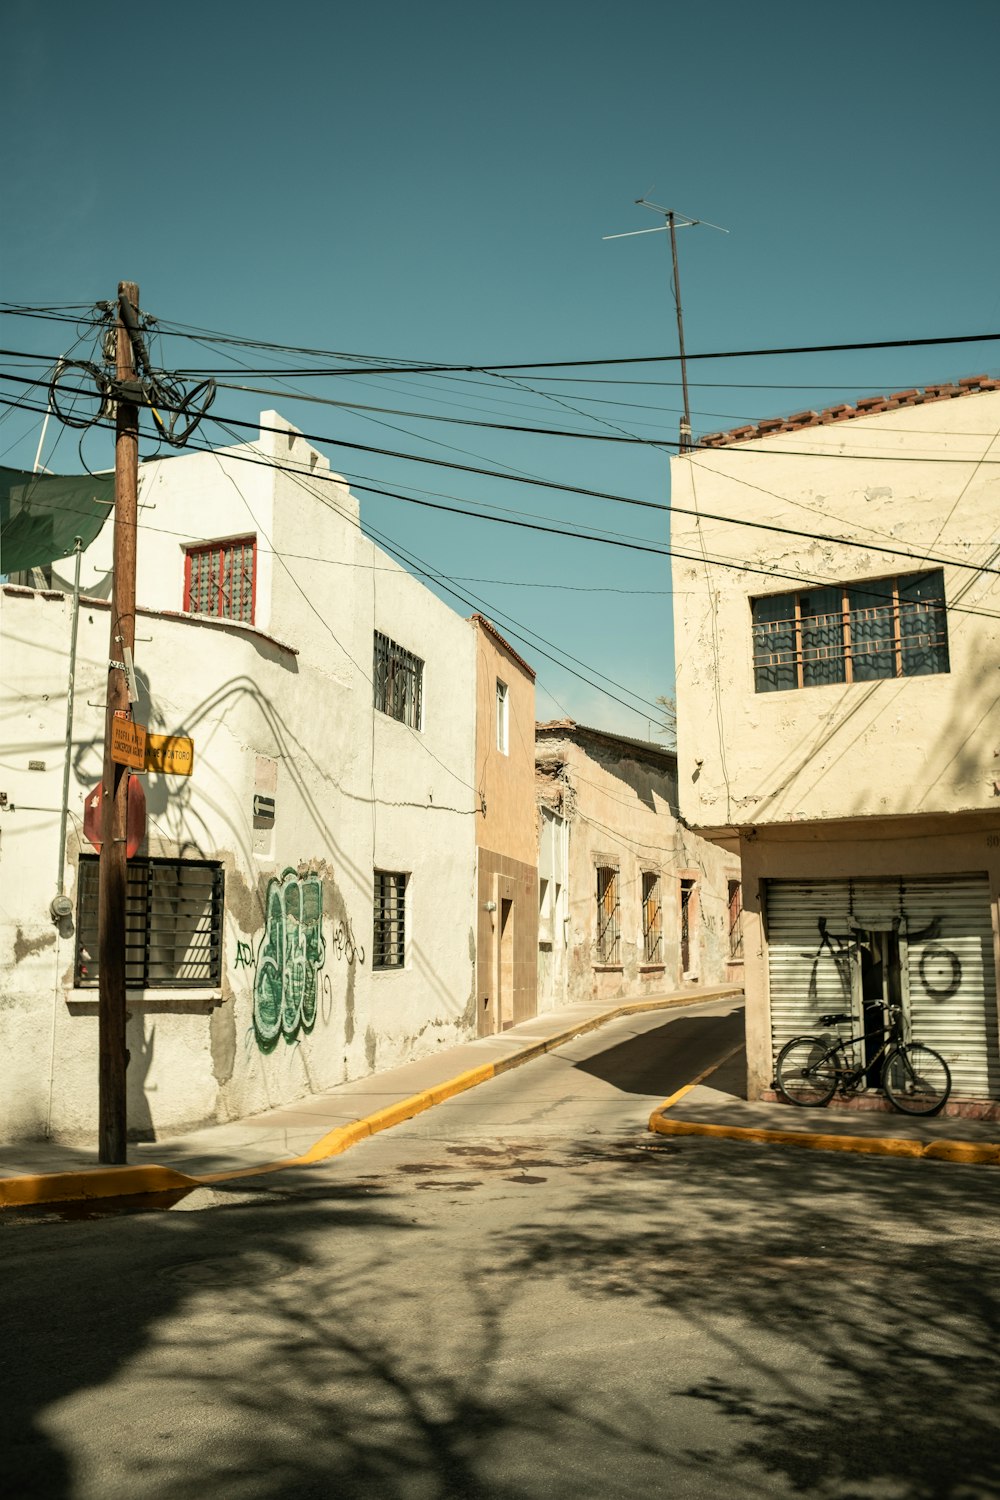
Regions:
[[184, 537, 256, 624], [373, 870, 407, 970], [595, 866, 620, 965], [374, 631, 423, 729], [751, 569, 949, 693], [642, 872, 662, 964], [728, 879, 744, 960], [75, 856, 224, 988]]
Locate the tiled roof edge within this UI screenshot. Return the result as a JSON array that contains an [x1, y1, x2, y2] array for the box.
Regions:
[[697, 375, 1000, 449], [469, 613, 536, 680]]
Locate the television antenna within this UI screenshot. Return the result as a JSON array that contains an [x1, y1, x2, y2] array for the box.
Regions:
[[604, 199, 729, 452]]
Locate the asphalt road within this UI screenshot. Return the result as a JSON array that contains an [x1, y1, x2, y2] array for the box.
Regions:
[[3, 998, 999, 1500]]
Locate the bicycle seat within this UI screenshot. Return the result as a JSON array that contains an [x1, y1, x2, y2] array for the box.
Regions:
[[818, 1013, 851, 1027]]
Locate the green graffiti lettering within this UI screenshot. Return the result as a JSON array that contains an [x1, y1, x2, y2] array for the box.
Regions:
[[253, 869, 327, 1052]]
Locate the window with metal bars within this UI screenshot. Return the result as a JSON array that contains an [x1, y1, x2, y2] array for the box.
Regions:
[[595, 866, 620, 965], [373, 631, 423, 729], [184, 536, 256, 624], [728, 879, 744, 960], [751, 569, 949, 693], [373, 871, 407, 969], [75, 856, 224, 989], [641, 871, 663, 964]]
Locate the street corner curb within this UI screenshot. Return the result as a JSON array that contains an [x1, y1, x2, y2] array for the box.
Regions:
[[921, 1137, 1000, 1165], [0, 1163, 199, 1209], [647, 1109, 1000, 1165]]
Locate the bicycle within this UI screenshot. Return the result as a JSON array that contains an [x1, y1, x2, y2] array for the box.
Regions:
[[774, 1005, 952, 1116]]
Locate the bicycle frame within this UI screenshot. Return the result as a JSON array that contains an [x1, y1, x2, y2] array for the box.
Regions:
[[814, 1005, 907, 1095]]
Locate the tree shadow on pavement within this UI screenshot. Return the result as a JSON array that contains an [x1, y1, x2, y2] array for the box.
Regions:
[[0, 1174, 675, 1500], [499, 1134, 1000, 1500]]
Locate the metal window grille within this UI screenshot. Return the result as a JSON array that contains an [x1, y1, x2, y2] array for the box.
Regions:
[[642, 872, 662, 964], [75, 856, 224, 988], [751, 569, 949, 694], [373, 631, 424, 729], [373, 871, 406, 969], [728, 879, 744, 960], [184, 537, 256, 624], [595, 866, 620, 965]]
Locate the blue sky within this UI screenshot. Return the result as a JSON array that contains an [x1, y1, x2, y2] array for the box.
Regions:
[[3, 0, 999, 735]]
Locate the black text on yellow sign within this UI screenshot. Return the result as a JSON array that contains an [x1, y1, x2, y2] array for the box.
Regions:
[[144, 734, 195, 777], [110, 718, 147, 770]]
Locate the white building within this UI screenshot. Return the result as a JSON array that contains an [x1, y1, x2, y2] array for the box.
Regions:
[[0, 414, 480, 1143], [670, 378, 1000, 1110]]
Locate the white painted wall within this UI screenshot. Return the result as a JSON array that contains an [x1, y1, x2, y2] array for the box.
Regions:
[[1, 416, 477, 1143], [670, 390, 1000, 829]]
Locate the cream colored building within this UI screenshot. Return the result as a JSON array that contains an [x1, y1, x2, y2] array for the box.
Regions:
[[670, 378, 1000, 1108], [470, 616, 538, 1034], [535, 721, 738, 1008]]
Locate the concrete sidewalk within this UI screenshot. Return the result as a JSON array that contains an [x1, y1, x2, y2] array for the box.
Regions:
[[0, 986, 743, 1208], [650, 1042, 1000, 1165]]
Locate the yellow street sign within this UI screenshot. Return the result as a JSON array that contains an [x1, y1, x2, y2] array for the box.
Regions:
[[110, 717, 147, 770], [145, 733, 194, 777]]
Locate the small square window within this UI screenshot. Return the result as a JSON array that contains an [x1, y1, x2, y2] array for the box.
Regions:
[[374, 632, 423, 729], [184, 537, 256, 624]]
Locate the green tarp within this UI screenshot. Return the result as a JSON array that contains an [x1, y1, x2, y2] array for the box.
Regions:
[[0, 465, 115, 573]]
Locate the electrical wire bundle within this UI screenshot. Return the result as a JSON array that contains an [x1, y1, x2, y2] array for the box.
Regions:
[[47, 299, 216, 447]]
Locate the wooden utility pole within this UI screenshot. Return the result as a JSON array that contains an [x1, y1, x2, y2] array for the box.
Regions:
[[97, 281, 140, 1164]]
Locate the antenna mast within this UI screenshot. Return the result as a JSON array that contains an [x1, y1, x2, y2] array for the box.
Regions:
[[604, 201, 729, 454]]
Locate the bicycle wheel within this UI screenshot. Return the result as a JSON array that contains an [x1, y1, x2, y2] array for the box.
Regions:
[[883, 1044, 951, 1116], [775, 1036, 839, 1107]]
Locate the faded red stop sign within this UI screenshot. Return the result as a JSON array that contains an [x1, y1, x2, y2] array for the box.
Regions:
[[83, 774, 147, 858]]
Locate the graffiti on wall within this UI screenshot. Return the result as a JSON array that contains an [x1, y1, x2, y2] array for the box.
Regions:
[[253, 869, 327, 1050], [331, 917, 365, 967]]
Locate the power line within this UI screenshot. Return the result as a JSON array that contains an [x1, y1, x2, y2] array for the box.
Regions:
[[2, 382, 999, 605], [6, 303, 997, 376]]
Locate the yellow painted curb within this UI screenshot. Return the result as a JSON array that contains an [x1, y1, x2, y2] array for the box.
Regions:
[[648, 1042, 1000, 1166], [2, 987, 742, 1208], [0, 1165, 198, 1208]]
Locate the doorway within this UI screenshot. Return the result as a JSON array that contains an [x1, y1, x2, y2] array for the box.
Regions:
[[498, 898, 514, 1030], [858, 927, 902, 1085]]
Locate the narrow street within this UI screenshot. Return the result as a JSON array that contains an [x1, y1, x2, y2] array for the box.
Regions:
[[3, 998, 999, 1500]]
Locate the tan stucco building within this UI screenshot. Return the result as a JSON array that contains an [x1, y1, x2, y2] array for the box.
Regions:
[[471, 615, 538, 1033], [535, 721, 738, 1009], [670, 378, 1000, 1109]]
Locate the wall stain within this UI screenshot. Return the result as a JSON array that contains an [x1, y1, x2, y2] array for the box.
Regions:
[[14, 927, 56, 963], [365, 1024, 377, 1071], [210, 1000, 237, 1085]]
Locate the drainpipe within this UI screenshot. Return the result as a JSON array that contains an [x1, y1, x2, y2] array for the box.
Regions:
[[50, 536, 83, 923]]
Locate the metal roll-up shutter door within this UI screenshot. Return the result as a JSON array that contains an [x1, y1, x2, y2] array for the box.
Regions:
[[902, 876, 1000, 1100], [766, 881, 857, 1055]]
